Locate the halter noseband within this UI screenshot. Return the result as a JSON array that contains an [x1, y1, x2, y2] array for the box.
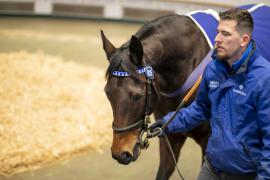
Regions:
[[111, 65, 155, 148]]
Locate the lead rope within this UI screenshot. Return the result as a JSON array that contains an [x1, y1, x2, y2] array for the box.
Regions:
[[161, 75, 202, 131], [164, 75, 202, 180], [164, 133, 185, 180], [147, 75, 203, 180]]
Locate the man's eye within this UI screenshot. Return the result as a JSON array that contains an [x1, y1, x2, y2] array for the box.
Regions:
[[222, 32, 230, 36]]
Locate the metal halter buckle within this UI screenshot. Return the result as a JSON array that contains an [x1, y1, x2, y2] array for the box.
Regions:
[[139, 130, 149, 149], [144, 115, 151, 126]]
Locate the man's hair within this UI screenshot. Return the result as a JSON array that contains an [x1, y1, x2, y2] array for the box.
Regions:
[[219, 8, 254, 36]]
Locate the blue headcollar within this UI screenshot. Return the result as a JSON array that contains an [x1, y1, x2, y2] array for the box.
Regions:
[[112, 65, 154, 80]]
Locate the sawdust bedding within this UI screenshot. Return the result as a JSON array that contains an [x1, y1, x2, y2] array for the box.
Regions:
[[0, 51, 112, 176]]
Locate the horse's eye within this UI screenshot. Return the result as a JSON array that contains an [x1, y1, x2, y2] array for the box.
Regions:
[[132, 94, 143, 101]]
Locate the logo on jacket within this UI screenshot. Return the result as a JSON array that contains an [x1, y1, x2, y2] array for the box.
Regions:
[[209, 80, 219, 89], [232, 84, 246, 96], [239, 85, 243, 90]]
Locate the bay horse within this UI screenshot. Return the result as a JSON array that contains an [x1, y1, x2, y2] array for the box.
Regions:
[[100, 4, 270, 179], [101, 13, 210, 179]]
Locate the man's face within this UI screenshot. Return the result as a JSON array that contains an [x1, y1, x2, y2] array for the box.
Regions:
[[214, 19, 243, 61]]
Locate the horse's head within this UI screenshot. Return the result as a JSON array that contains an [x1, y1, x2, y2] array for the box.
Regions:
[[101, 30, 158, 165]]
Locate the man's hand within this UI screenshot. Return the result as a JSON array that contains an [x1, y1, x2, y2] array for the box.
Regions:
[[149, 119, 164, 131], [149, 119, 168, 138]]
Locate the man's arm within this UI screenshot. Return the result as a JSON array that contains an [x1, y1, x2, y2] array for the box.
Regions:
[[257, 78, 270, 179], [162, 72, 211, 133]]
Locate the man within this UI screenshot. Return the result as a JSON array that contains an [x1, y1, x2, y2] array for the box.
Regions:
[[150, 8, 270, 180]]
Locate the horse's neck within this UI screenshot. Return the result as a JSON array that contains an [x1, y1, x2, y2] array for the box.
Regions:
[[155, 48, 209, 96], [142, 17, 210, 95], [137, 15, 211, 96]]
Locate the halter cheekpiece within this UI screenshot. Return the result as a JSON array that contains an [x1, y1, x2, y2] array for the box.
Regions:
[[111, 65, 155, 149]]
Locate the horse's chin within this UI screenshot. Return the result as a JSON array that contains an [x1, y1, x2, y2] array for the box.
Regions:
[[132, 143, 141, 162]]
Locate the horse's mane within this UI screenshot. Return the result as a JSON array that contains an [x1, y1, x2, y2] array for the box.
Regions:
[[105, 14, 189, 80]]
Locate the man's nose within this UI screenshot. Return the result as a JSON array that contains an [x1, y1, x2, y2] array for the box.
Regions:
[[215, 33, 222, 43]]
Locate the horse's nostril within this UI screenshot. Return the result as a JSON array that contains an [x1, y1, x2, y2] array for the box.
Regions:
[[122, 151, 132, 161], [111, 151, 133, 165], [117, 151, 132, 164]]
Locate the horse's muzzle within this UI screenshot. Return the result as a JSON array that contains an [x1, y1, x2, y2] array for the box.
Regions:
[[111, 143, 141, 165], [112, 151, 133, 165]]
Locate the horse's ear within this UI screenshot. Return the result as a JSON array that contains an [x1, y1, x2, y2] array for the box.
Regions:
[[101, 30, 116, 61], [129, 35, 143, 66]]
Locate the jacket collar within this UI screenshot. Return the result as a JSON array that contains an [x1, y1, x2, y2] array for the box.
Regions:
[[234, 40, 256, 75]]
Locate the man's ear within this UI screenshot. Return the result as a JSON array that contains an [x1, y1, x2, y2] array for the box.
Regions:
[[101, 30, 116, 60], [241, 34, 251, 47], [129, 35, 144, 66]]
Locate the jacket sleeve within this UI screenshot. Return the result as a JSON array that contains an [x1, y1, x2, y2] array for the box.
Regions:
[[162, 71, 211, 133], [257, 77, 270, 180]]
